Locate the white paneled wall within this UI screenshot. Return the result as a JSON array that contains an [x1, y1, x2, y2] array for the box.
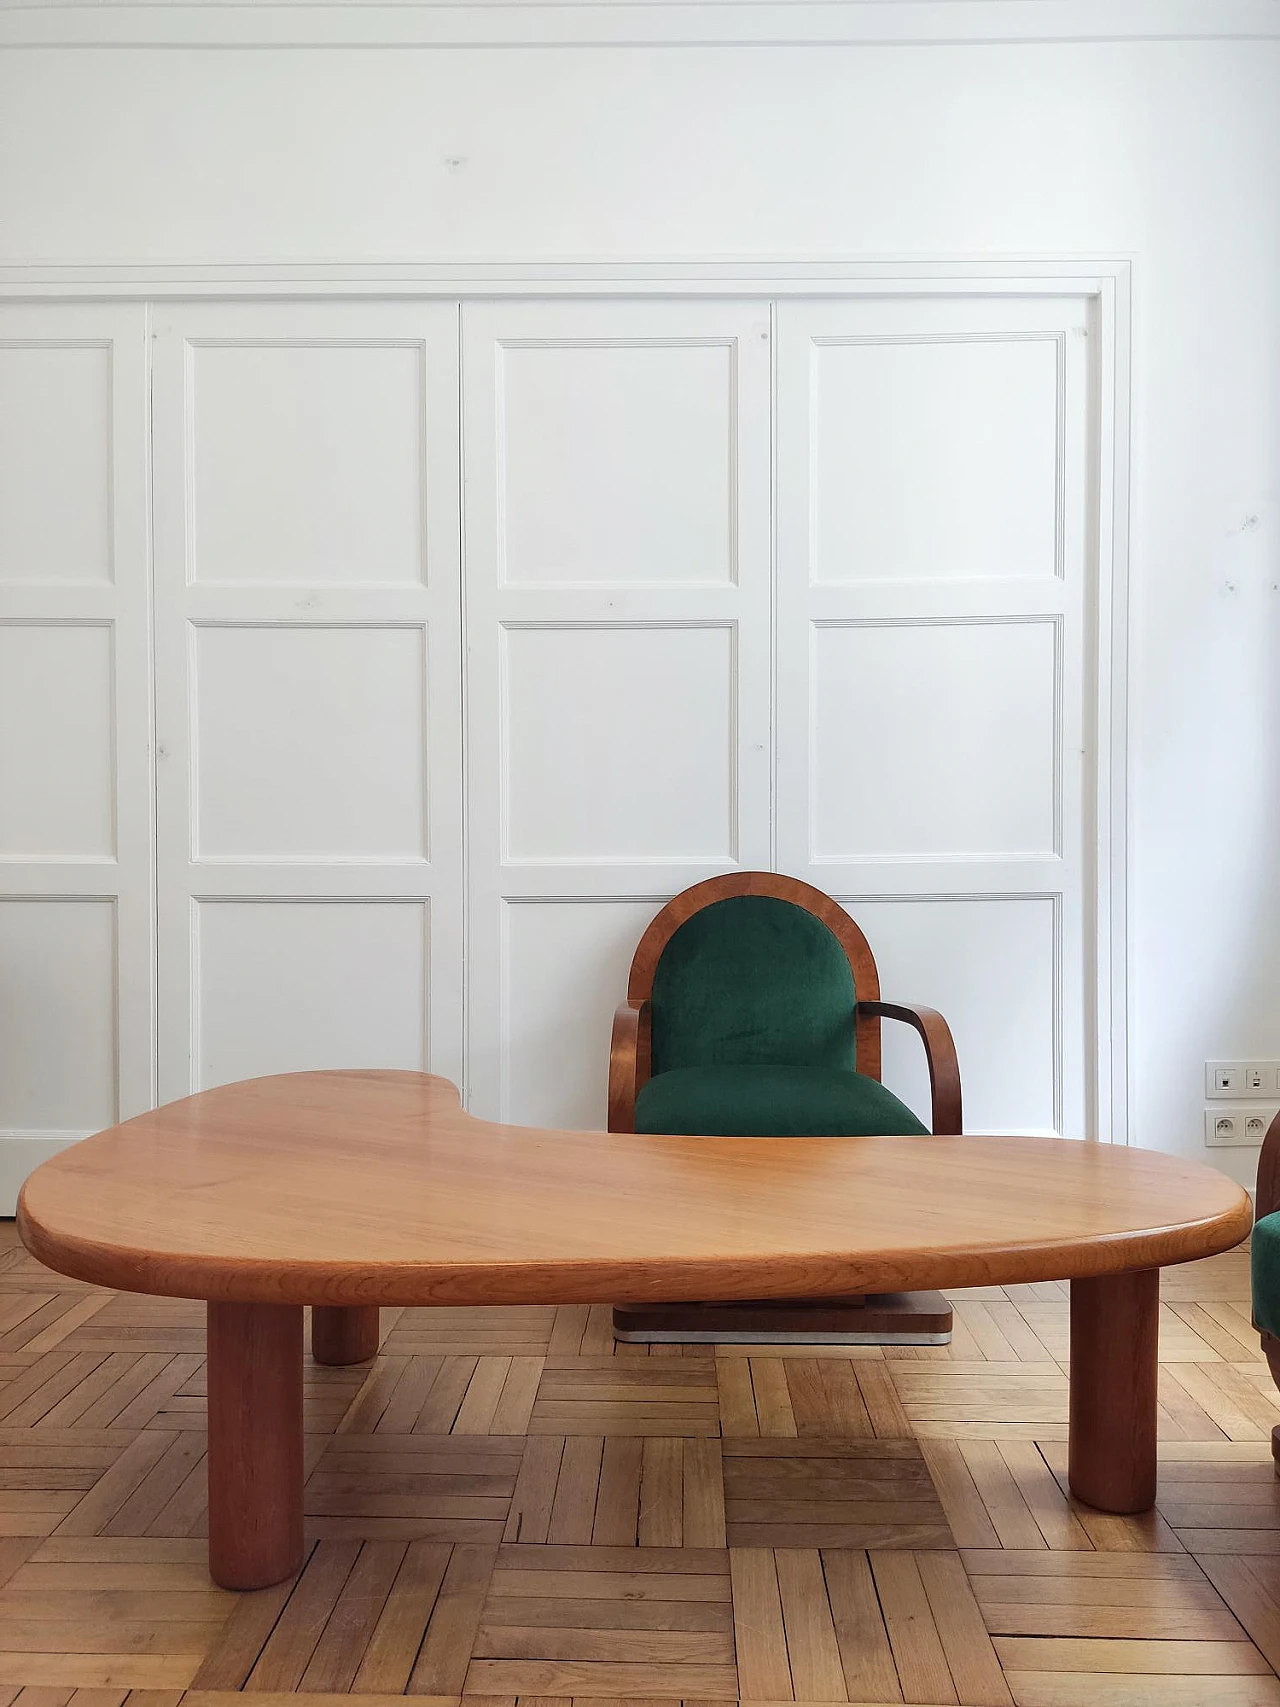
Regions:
[[150, 302, 463, 1102], [0, 285, 1105, 1201], [461, 299, 774, 1120], [0, 305, 154, 1205], [775, 296, 1093, 1138]]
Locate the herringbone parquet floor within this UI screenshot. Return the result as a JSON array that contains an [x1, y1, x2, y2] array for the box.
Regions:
[[3, 1220, 1280, 1707]]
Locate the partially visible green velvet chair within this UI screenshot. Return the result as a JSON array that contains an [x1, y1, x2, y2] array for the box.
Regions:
[[1250, 1108, 1280, 1468], [608, 871, 962, 1343]]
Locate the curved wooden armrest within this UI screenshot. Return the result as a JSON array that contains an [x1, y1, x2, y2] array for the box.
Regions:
[[1256, 1110, 1280, 1222], [608, 999, 652, 1134], [858, 1000, 963, 1135]]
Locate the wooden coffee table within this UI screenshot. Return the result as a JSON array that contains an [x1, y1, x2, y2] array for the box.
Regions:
[[17, 1070, 1251, 1591]]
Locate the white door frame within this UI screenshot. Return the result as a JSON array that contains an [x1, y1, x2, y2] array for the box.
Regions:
[[0, 259, 1132, 1147]]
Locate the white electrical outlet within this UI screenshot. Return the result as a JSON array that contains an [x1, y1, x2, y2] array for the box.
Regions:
[[1207, 1109, 1241, 1145], [1206, 1105, 1280, 1146]]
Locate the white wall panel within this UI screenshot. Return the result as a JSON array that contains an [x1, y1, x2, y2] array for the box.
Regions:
[[153, 301, 462, 1102], [779, 294, 1091, 1139], [0, 305, 153, 1209], [0, 342, 113, 585], [193, 623, 427, 860], [811, 335, 1060, 582], [848, 897, 1059, 1136], [464, 298, 772, 1121], [192, 341, 426, 585], [195, 899, 427, 1088], [502, 898, 662, 1129], [503, 624, 735, 862], [0, 900, 117, 1135], [811, 620, 1058, 859], [499, 341, 735, 585], [0, 623, 115, 859]]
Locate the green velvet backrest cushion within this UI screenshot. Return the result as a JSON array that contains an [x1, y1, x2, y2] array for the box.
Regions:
[[649, 895, 857, 1074], [1253, 1212, 1280, 1338]]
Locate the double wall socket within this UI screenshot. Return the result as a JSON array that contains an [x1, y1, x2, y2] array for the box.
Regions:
[[1206, 1061, 1280, 1098], [1206, 1106, 1280, 1147], [1205, 1060, 1279, 1145]]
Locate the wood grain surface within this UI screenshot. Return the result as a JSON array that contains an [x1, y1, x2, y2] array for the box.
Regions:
[[17, 1071, 1251, 1306]]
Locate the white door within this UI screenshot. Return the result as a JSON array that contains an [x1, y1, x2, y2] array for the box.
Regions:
[[0, 304, 154, 1203], [152, 302, 463, 1101], [776, 295, 1094, 1138], [0, 304, 154, 1205], [462, 298, 773, 1125]]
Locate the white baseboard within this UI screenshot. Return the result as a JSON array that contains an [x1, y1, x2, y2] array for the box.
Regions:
[[0, 1133, 88, 1218]]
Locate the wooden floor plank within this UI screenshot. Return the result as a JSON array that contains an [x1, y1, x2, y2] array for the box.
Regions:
[[870, 1548, 957, 1705], [505, 1438, 565, 1547], [715, 1358, 758, 1438], [297, 1540, 407, 1691], [461, 1658, 738, 1697], [51, 1435, 176, 1540], [784, 1361, 874, 1439], [1000, 1677, 1280, 1705], [590, 1438, 642, 1547], [728, 1548, 790, 1701], [489, 1359, 545, 1437], [245, 1539, 361, 1691], [773, 1547, 845, 1702], [958, 1440, 1045, 1551], [917, 1549, 1012, 1706], [547, 1439, 603, 1547], [1196, 1555, 1280, 1675], [637, 1441, 682, 1550], [407, 1542, 498, 1694], [350, 1540, 451, 1693], [995, 1441, 1092, 1551], [857, 1363, 913, 1439], [919, 1440, 1002, 1549], [681, 1439, 725, 1550], [748, 1361, 797, 1439], [821, 1546, 902, 1704], [994, 1635, 1273, 1673]]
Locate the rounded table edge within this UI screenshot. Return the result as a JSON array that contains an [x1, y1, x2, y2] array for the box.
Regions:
[[17, 1182, 1254, 1307]]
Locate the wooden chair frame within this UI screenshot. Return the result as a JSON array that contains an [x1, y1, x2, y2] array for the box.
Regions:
[[607, 870, 963, 1137]]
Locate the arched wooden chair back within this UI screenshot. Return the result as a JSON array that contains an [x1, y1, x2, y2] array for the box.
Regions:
[[626, 871, 884, 1083]]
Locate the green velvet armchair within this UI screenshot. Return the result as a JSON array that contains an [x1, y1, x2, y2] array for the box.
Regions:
[[607, 871, 962, 1343], [1251, 1107, 1280, 1467]]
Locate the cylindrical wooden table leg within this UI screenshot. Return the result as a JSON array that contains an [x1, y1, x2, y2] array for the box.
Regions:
[[207, 1301, 304, 1590], [1068, 1268, 1159, 1513], [312, 1305, 381, 1366]]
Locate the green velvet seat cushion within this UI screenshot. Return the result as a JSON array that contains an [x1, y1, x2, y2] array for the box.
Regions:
[[650, 895, 857, 1074], [634, 1063, 930, 1139], [1252, 1211, 1280, 1337]]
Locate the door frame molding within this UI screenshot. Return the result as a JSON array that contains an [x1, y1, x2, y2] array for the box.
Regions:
[[0, 258, 1132, 1144]]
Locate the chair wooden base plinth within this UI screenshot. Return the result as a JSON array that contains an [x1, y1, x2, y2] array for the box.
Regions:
[[611, 1291, 952, 1344]]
